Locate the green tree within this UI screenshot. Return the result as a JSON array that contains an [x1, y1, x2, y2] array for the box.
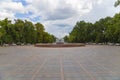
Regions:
[[43, 32, 52, 43], [64, 35, 69, 42], [106, 13, 120, 43], [115, 0, 120, 7], [66, 13, 120, 44], [93, 17, 112, 43], [35, 23, 45, 43], [14, 19, 25, 43], [69, 21, 94, 43], [0, 25, 6, 45], [24, 20, 36, 44], [0, 18, 56, 44], [0, 18, 14, 44]]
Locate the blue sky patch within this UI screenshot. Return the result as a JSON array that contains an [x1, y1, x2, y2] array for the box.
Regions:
[[12, 0, 28, 6], [30, 16, 41, 22], [15, 12, 33, 18]]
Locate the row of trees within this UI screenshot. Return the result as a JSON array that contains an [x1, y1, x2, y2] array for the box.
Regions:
[[0, 18, 56, 45], [64, 13, 120, 43]]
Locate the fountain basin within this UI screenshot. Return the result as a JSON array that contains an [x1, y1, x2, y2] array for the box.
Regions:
[[35, 43, 85, 47]]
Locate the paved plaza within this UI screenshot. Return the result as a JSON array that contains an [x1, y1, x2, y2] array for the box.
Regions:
[[0, 45, 120, 80]]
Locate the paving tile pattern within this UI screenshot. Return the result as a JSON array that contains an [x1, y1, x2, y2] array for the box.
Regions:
[[0, 45, 120, 80]]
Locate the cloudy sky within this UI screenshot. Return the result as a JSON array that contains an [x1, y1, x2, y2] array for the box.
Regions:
[[0, 0, 120, 38]]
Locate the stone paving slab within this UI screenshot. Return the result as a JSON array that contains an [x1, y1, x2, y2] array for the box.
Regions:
[[0, 45, 120, 80]]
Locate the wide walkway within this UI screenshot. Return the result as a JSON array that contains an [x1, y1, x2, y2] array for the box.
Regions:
[[0, 45, 120, 80]]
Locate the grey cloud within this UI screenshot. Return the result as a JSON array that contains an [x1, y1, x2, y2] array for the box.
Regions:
[[53, 24, 70, 27], [46, 24, 72, 38], [45, 6, 76, 20]]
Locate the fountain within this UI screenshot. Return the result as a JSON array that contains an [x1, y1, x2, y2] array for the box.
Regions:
[[35, 38, 85, 47]]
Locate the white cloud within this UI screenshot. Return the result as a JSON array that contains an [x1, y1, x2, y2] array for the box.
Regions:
[[0, 10, 15, 20], [0, 0, 26, 20], [1, 2, 25, 13], [97, 0, 103, 4]]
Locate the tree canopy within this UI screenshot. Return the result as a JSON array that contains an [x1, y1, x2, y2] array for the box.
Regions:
[[64, 13, 120, 43], [0, 18, 56, 45]]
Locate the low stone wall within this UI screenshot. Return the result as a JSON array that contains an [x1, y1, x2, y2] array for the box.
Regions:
[[35, 43, 85, 47]]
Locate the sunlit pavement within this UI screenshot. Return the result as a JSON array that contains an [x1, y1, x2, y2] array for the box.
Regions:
[[0, 45, 120, 80]]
